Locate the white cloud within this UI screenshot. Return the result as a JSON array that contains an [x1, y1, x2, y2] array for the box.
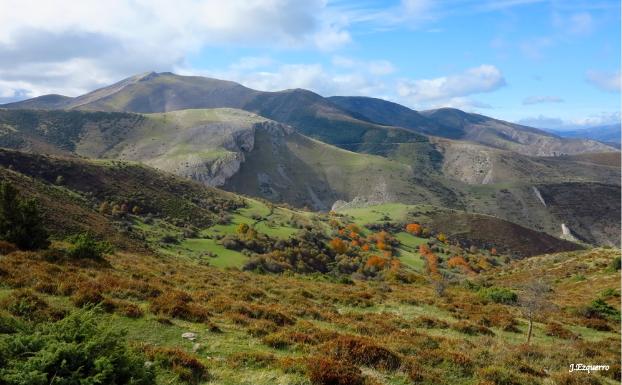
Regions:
[[180, 60, 389, 97], [586, 70, 621, 93], [396, 65, 506, 103], [332, 56, 396, 76], [522, 95, 564, 105], [0, 0, 351, 101], [519, 37, 554, 60], [553, 12, 593, 36], [427, 97, 492, 111], [517, 111, 621, 129]]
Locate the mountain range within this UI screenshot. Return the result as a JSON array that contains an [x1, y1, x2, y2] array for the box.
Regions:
[[1, 71, 619, 246]]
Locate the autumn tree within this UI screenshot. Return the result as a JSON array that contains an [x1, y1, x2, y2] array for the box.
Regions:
[[520, 279, 553, 344], [237, 223, 250, 235], [405, 223, 422, 235], [329, 238, 348, 254], [437, 233, 447, 243]]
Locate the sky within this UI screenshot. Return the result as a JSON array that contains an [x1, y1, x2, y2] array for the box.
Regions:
[[0, 0, 619, 129]]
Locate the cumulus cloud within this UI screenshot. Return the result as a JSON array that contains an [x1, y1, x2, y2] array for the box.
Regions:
[[522, 95, 564, 105], [0, 0, 351, 101], [183, 61, 390, 97], [586, 70, 621, 92], [396, 65, 506, 103]]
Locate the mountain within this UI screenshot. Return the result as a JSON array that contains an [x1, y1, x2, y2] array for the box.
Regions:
[[0, 108, 446, 211], [550, 124, 621, 148], [3, 72, 615, 157], [0, 72, 619, 246], [0, 108, 619, 246], [1, 72, 428, 157], [328, 95, 616, 156]]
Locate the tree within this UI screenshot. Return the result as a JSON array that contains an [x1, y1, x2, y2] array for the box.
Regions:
[[329, 238, 348, 254], [437, 233, 447, 243], [0, 182, 49, 250], [405, 223, 422, 235], [236, 223, 250, 235], [520, 279, 552, 344]]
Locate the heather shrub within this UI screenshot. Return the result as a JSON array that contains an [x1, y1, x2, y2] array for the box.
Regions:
[[319, 335, 401, 371], [142, 345, 209, 384], [306, 357, 365, 385]]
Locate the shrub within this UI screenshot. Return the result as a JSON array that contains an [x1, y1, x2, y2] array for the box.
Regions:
[[478, 366, 528, 385], [413, 316, 449, 329], [545, 322, 579, 340], [0, 182, 49, 250], [149, 291, 210, 323], [0, 307, 154, 385], [581, 318, 612, 331], [227, 352, 276, 369], [319, 335, 401, 371], [0, 290, 53, 322], [306, 357, 365, 385], [67, 233, 112, 260], [143, 346, 209, 384], [579, 298, 620, 321], [72, 282, 104, 307], [451, 320, 494, 336], [478, 287, 518, 304]]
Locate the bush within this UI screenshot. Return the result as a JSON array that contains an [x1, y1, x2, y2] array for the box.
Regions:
[[579, 298, 620, 321], [0, 307, 154, 384], [478, 287, 518, 304], [0, 290, 55, 322], [319, 335, 401, 371], [149, 291, 210, 323], [67, 233, 112, 260], [545, 322, 579, 340], [306, 357, 365, 385], [0, 182, 49, 250], [451, 320, 494, 336], [142, 346, 209, 384]]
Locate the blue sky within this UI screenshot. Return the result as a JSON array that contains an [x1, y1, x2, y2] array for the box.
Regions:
[[0, 0, 620, 128]]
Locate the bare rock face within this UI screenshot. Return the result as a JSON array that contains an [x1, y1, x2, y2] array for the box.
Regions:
[[178, 120, 295, 187], [331, 179, 395, 211]]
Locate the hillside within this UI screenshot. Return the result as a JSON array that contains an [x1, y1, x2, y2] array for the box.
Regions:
[[328, 95, 616, 156], [552, 124, 621, 149], [0, 108, 619, 246], [0, 161, 618, 384], [3, 72, 614, 157]]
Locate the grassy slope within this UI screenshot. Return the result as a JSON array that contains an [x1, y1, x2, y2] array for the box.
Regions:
[[0, 246, 618, 385]]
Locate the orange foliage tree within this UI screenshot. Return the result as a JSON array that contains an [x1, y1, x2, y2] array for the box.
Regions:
[[405, 223, 422, 235], [329, 238, 348, 254], [365, 255, 388, 269], [447, 256, 475, 275]]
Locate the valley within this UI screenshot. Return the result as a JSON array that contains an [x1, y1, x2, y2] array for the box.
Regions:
[[0, 71, 619, 385]]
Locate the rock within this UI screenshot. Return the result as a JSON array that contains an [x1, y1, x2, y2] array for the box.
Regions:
[[192, 343, 201, 353], [181, 332, 197, 341]]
